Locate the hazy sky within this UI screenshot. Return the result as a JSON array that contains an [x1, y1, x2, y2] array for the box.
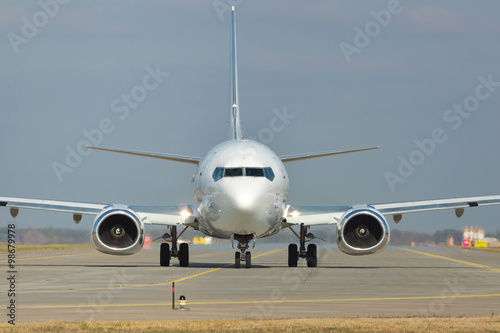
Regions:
[[1, 0, 500, 236]]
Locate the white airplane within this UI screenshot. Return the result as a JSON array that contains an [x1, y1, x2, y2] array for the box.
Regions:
[[2, 8, 500, 269]]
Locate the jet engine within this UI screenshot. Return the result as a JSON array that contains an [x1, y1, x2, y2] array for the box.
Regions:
[[91, 205, 144, 255], [336, 207, 389, 255]]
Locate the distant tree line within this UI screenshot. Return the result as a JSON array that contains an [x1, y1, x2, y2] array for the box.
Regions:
[[389, 229, 464, 245], [0, 227, 88, 245], [486, 229, 500, 240]]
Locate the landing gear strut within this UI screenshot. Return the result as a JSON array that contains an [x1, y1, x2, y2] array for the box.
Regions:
[[159, 225, 190, 267], [233, 234, 253, 269], [288, 224, 317, 267]]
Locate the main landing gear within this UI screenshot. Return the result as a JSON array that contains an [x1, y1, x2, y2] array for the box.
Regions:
[[288, 224, 318, 268], [233, 234, 254, 268], [159, 225, 190, 267]]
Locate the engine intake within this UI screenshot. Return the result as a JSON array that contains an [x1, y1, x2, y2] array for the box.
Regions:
[[91, 206, 144, 255], [337, 207, 389, 255]]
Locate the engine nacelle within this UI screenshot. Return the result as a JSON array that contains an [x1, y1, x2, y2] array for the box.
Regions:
[[337, 207, 389, 255], [91, 205, 144, 255]]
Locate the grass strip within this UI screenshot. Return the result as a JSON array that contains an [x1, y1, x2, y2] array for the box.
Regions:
[[1, 317, 500, 332]]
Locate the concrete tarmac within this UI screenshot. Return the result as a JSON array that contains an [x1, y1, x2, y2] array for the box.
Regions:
[[3, 243, 500, 322]]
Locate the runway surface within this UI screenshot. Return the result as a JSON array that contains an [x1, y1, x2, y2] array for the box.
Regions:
[[3, 243, 500, 322]]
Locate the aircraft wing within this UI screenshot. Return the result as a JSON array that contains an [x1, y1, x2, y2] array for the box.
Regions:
[[0, 196, 194, 226], [129, 205, 195, 226], [372, 195, 500, 222], [285, 205, 349, 226], [286, 195, 500, 226], [0, 197, 105, 215]]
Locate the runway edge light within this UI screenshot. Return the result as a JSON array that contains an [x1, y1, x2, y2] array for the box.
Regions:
[[179, 295, 189, 310]]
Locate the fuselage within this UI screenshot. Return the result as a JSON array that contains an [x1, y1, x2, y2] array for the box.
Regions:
[[194, 139, 289, 239]]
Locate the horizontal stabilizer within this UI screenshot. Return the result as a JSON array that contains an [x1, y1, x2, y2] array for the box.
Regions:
[[86, 146, 201, 165], [280, 146, 378, 163]]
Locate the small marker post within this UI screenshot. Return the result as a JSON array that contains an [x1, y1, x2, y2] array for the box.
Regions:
[[172, 282, 175, 310]]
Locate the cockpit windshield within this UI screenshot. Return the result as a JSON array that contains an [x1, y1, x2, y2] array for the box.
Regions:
[[212, 167, 275, 182], [246, 168, 264, 177], [224, 168, 243, 177]]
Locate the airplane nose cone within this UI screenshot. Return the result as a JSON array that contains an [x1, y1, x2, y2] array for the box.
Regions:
[[233, 188, 260, 211], [223, 180, 271, 211], [226, 185, 272, 233], [204, 178, 282, 237]]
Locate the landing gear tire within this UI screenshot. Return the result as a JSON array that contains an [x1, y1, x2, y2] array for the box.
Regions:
[[235, 252, 241, 268], [245, 251, 251, 268], [179, 243, 189, 267], [160, 243, 170, 267], [306, 243, 317, 268], [288, 244, 298, 267]]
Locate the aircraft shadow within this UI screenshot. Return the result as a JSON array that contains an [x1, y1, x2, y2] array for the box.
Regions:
[[11, 263, 476, 270]]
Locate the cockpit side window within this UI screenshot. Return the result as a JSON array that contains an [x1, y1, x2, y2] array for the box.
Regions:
[[264, 167, 275, 181], [212, 167, 224, 182], [224, 168, 243, 177]]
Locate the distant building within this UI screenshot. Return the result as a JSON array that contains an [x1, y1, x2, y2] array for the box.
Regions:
[[462, 226, 484, 241], [463, 226, 499, 247]]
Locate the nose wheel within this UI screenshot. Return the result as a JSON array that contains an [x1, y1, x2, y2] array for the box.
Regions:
[[235, 251, 251, 268], [235, 252, 240, 268], [245, 251, 251, 268], [233, 234, 253, 268]]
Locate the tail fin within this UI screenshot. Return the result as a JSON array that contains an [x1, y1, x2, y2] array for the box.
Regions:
[[228, 6, 242, 140]]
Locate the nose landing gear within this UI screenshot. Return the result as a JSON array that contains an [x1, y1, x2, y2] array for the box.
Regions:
[[232, 234, 254, 268]]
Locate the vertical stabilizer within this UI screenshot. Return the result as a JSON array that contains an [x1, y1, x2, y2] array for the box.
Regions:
[[229, 6, 242, 140]]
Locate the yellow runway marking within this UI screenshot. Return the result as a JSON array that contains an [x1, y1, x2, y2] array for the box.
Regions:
[[400, 248, 500, 273], [251, 248, 282, 259], [19, 293, 500, 310], [10, 247, 284, 295]]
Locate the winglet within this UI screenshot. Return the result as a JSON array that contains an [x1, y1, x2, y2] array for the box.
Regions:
[[228, 6, 242, 140]]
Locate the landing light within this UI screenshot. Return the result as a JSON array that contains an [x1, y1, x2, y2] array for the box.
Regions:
[[180, 210, 191, 219], [290, 210, 299, 218]]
